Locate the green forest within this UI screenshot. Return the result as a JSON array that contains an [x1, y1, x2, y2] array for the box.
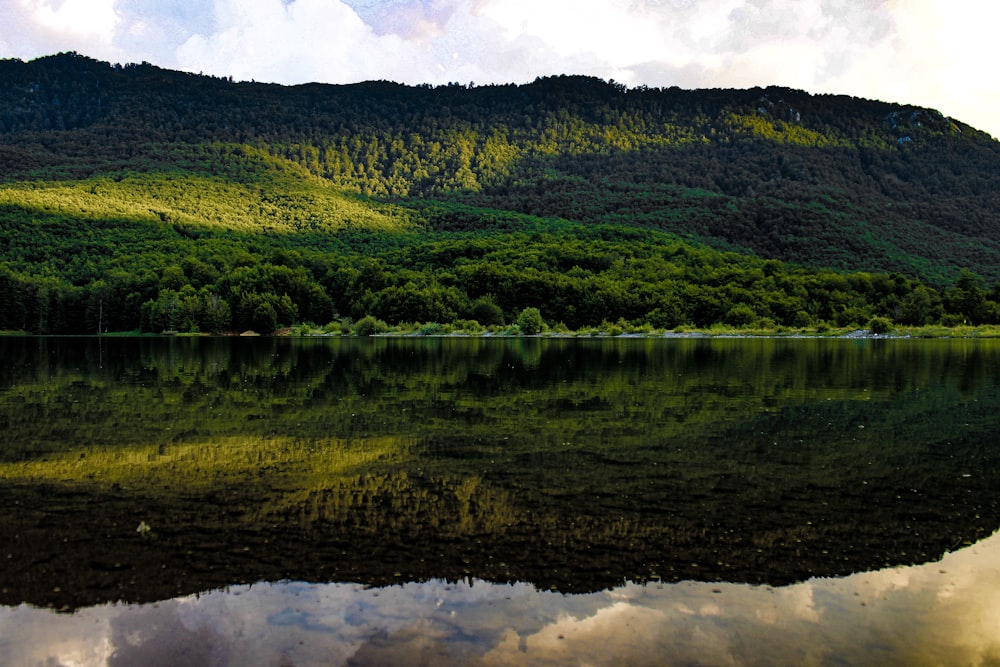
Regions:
[[2, 52, 1000, 335]]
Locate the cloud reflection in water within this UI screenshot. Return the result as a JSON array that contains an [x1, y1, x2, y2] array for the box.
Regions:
[[3, 531, 1000, 666]]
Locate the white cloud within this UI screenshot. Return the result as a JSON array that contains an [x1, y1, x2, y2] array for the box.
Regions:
[[177, 0, 440, 84], [0, 0, 122, 60], [477, 0, 663, 64], [24, 0, 119, 41], [859, 0, 1000, 135]]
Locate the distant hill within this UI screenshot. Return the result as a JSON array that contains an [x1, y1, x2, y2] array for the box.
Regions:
[[1, 52, 998, 334]]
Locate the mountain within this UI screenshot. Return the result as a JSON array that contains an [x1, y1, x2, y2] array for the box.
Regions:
[[1, 52, 998, 334]]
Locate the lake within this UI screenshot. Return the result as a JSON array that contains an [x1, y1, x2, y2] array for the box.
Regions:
[[1, 336, 999, 665]]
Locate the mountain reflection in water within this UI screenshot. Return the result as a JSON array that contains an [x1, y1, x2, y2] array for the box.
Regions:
[[2, 530, 999, 667]]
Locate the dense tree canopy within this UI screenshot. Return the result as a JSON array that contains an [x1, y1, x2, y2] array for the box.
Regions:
[[1, 53, 999, 334]]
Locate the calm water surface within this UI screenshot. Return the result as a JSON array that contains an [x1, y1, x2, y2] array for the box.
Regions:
[[1, 336, 999, 665]]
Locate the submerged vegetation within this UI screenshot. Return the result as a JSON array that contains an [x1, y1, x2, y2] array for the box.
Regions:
[[2, 53, 1000, 335]]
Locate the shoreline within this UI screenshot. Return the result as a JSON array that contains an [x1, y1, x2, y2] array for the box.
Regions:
[[6, 327, 1000, 340]]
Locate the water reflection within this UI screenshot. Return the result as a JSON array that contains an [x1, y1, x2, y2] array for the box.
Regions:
[[3, 336, 1000, 662], [3, 530, 999, 666]]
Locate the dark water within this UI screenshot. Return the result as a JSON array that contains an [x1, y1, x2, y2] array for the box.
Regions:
[[1, 336, 999, 665]]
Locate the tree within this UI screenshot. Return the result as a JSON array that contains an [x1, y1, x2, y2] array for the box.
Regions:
[[160, 265, 187, 291], [896, 286, 933, 325], [237, 292, 278, 333], [948, 270, 990, 325], [86, 280, 110, 334], [202, 293, 231, 333], [470, 295, 505, 326]]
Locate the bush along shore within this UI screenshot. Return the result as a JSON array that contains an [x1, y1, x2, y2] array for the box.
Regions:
[[17, 314, 990, 339]]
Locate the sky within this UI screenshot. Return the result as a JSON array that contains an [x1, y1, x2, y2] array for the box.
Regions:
[[0, 0, 998, 138]]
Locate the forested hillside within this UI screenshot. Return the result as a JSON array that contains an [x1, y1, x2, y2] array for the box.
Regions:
[[1, 52, 999, 334]]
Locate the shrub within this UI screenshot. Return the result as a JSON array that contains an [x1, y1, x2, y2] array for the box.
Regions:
[[454, 319, 484, 334], [867, 316, 893, 335], [516, 307, 544, 335], [471, 296, 505, 326], [793, 310, 813, 328], [354, 315, 389, 336], [724, 303, 757, 327], [629, 322, 655, 334], [599, 319, 624, 336], [418, 322, 443, 335]]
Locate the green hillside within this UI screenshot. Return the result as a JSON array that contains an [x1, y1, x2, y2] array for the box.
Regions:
[[1, 52, 999, 334]]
